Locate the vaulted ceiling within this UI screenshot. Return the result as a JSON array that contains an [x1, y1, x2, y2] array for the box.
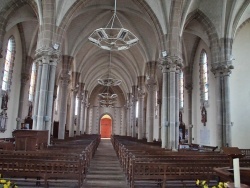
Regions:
[[2, 0, 250, 101]]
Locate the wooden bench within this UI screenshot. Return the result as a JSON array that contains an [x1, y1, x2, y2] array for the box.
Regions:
[[130, 162, 226, 188], [0, 157, 84, 187], [0, 134, 101, 187]]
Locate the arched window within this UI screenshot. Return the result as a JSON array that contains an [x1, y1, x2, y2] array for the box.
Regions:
[[135, 101, 138, 118], [28, 63, 37, 102], [2, 36, 15, 92], [200, 50, 209, 102], [55, 85, 60, 112], [75, 98, 79, 115], [180, 70, 184, 108]]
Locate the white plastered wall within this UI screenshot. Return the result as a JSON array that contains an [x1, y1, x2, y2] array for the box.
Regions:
[[231, 22, 250, 149], [192, 40, 217, 146], [0, 26, 22, 138]]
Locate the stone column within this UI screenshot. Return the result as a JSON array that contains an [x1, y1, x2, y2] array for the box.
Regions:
[[76, 83, 84, 136], [211, 63, 233, 147], [81, 90, 88, 134], [17, 73, 30, 129], [32, 60, 42, 130], [33, 48, 60, 131], [126, 93, 133, 136], [175, 71, 181, 149], [137, 76, 146, 139], [146, 61, 157, 142], [183, 66, 193, 144], [58, 56, 72, 139], [131, 85, 137, 138], [158, 63, 168, 148], [85, 102, 90, 134], [157, 98, 162, 141], [158, 56, 183, 149], [17, 56, 33, 129], [146, 82, 156, 142], [68, 72, 80, 137], [45, 59, 59, 141]]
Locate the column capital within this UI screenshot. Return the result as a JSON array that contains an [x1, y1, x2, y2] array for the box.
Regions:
[[138, 89, 146, 98], [158, 55, 183, 73], [35, 47, 60, 65], [21, 73, 30, 84], [185, 83, 193, 92], [211, 63, 234, 77]]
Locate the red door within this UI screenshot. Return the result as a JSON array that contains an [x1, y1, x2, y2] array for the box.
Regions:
[[100, 118, 112, 138]]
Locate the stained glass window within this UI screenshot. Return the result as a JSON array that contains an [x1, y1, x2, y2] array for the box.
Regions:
[[2, 37, 15, 91], [200, 51, 209, 101], [180, 71, 184, 108], [28, 63, 37, 101]]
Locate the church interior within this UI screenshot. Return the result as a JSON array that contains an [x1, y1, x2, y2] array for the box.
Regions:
[[0, 0, 250, 187]]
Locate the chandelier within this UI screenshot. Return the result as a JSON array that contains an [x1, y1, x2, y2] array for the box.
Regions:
[[98, 52, 120, 107], [88, 0, 139, 51]]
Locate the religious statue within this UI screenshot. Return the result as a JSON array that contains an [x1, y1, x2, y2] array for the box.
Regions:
[[201, 105, 207, 125]]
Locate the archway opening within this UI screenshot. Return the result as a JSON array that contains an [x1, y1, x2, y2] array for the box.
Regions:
[[100, 114, 112, 138]]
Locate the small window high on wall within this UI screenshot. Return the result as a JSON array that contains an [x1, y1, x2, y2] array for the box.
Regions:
[[28, 63, 37, 102], [2, 36, 15, 92], [200, 50, 209, 102]]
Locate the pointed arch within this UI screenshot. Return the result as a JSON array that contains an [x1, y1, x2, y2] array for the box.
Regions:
[[183, 9, 219, 64]]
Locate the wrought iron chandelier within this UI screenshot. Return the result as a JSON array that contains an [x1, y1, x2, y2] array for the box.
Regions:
[[88, 0, 139, 51], [98, 52, 120, 107]]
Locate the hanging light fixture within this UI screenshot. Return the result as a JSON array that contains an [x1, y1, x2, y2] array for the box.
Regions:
[[98, 52, 120, 107], [88, 0, 139, 51]]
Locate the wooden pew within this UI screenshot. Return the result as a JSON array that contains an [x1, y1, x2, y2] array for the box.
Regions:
[[0, 134, 100, 187]]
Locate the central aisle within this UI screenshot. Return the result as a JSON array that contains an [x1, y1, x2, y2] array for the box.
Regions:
[[83, 138, 128, 188]]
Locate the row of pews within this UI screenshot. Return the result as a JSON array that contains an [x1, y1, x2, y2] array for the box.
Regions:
[[0, 134, 100, 187], [111, 135, 250, 188]]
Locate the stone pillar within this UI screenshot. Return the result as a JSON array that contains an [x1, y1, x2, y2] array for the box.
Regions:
[[33, 48, 60, 131], [58, 56, 72, 139], [85, 102, 90, 134], [157, 98, 162, 141], [183, 66, 193, 144], [158, 56, 183, 149], [17, 73, 30, 129], [146, 61, 157, 142], [131, 85, 137, 138], [211, 63, 233, 147], [76, 83, 84, 136], [126, 93, 133, 136], [158, 63, 168, 148], [32, 60, 42, 130], [137, 76, 146, 139], [80, 90, 87, 134], [68, 72, 80, 137], [17, 56, 33, 129], [45, 59, 59, 142], [175, 71, 180, 149]]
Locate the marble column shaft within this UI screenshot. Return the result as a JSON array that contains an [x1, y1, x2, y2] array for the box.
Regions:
[[32, 61, 42, 130], [212, 63, 233, 147], [17, 73, 30, 129], [146, 82, 156, 142], [160, 68, 168, 148], [58, 56, 72, 139], [45, 61, 58, 140], [131, 85, 137, 138], [69, 89, 77, 137], [37, 57, 50, 130], [68, 72, 80, 137], [137, 76, 146, 139], [80, 90, 87, 134]]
